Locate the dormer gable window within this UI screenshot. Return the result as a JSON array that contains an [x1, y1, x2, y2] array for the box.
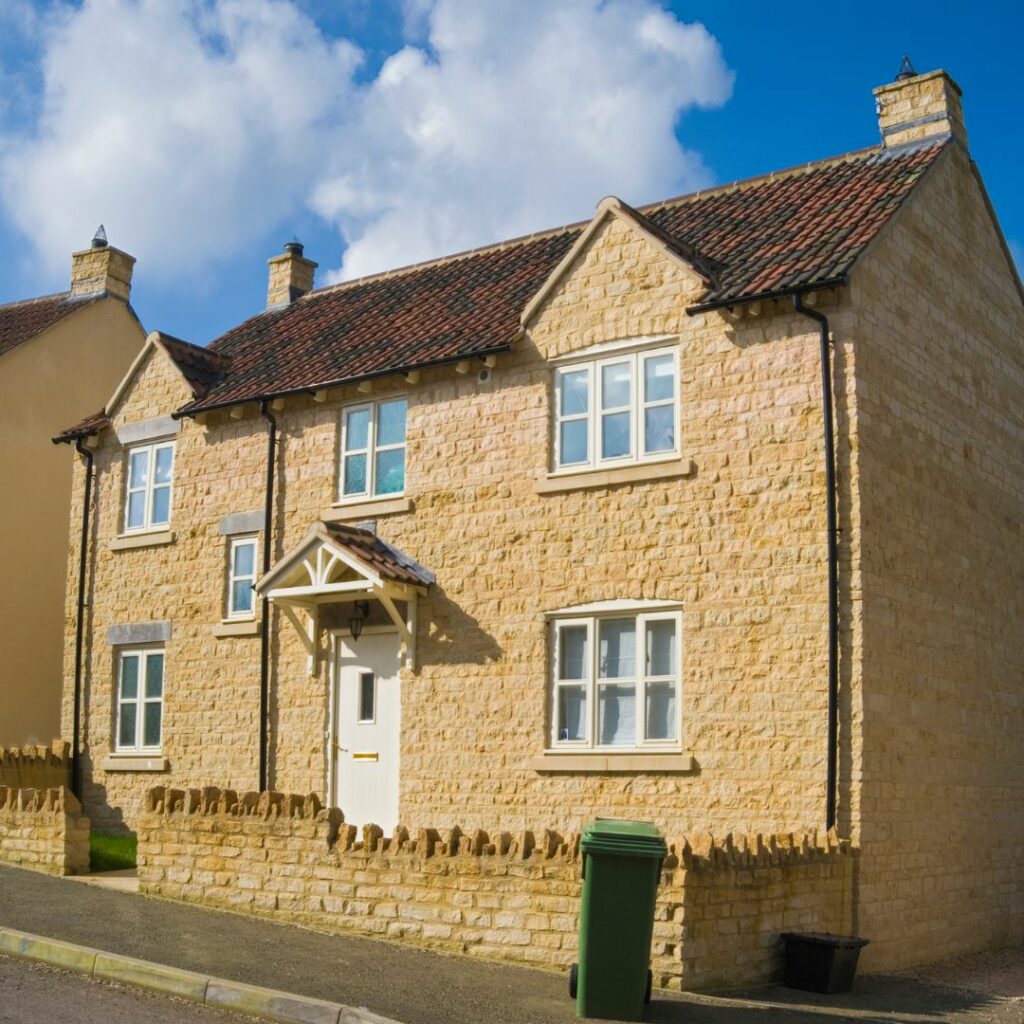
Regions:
[[552, 340, 678, 473], [124, 440, 175, 533]]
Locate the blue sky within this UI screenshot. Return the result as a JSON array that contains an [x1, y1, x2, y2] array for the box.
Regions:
[[0, 0, 1021, 346]]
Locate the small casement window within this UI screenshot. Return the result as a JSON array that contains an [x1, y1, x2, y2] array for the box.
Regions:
[[124, 441, 175, 532], [226, 536, 258, 619], [550, 610, 681, 749], [116, 648, 164, 752], [553, 346, 678, 471], [339, 397, 408, 500]]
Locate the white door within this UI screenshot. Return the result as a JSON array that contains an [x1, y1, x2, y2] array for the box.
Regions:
[[334, 632, 401, 832]]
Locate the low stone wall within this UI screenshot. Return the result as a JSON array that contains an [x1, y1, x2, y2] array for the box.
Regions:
[[0, 786, 90, 875], [0, 741, 71, 790], [138, 786, 853, 990]]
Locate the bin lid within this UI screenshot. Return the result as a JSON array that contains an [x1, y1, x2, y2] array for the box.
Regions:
[[580, 818, 667, 859]]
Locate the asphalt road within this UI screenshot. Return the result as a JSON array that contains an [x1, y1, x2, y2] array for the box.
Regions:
[[0, 953, 262, 1024]]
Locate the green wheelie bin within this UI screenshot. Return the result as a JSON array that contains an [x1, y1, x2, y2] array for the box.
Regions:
[[569, 818, 667, 1021]]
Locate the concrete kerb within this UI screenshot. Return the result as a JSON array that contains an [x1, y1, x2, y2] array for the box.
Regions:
[[0, 926, 402, 1024]]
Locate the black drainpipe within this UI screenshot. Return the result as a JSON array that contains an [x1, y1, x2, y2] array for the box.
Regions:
[[792, 293, 839, 832], [71, 440, 94, 800], [258, 401, 277, 792]]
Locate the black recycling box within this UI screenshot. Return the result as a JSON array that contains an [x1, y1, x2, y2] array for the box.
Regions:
[[781, 932, 869, 994]]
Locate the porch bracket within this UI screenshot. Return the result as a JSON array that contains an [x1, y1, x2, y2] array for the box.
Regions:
[[375, 586, 416, 669]]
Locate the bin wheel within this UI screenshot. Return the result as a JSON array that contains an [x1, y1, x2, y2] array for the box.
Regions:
[[644, 969, 653, 1004], [569, 963, 578, 999]]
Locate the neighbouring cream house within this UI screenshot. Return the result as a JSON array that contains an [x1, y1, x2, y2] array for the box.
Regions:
[[0, 233, 144, 746], [55, 66, 1023, 975]]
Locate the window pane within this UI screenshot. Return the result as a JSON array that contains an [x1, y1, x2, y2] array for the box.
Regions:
[[558, 626, 587, 680], [232, 580, 253, 614], [376, 399, 407, 447], [598, 683, 635, 745], [645, 682, 677, 741], [374, 448, 405, 494], [644, 354, 674, 403], [154, 446, 174, 484], [599, 619, 636, 678], [644, 405, 675, 454], [118, 703, 137, 748], [343, 453, 367, 494], [129, 450, 149, 488], [359, 672, 375, 722], [233, 541, 255, 578], [559, 420, 588, 465], [601, 411, 631, 458], [559, 369, 589, 417], [120, 656, 139, 699], [127, 492, 146, 529], [558, 685, 586, 741], [345, 408, 370, 451], [646, 620, 677, 677], [601, 361, 631, 409], [151, 485, 171, 525], [145, 654, 164, 698], [143, 702, 162, 747]]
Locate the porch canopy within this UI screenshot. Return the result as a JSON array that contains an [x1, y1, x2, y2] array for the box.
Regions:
[[255, 521, 434, 671]]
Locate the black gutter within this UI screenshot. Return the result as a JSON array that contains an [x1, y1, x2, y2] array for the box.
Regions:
[[258, 400, 277, 792], [171, 345, 512, 420], [71, 440, 94, 800], [791, 293, 840, 833], [686, 277, 847, 315]]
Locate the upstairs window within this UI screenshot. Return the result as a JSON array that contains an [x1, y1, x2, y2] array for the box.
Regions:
[[550, 609, 681, 750], [226, 536, 258, 619], [553, 346, 678, 471], [116, 648, 164, 753], [339, 397, 408, 500], [124, 441, 175, 532]]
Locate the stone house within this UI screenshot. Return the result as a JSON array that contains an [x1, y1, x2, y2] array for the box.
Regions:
[[0, 233, 144, 746], [56, 66, 1023, 972]]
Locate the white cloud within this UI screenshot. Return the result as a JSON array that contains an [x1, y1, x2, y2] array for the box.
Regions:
[[0, 0, 733, 285]]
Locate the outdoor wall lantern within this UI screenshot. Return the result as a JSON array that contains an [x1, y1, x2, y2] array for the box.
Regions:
[[348, 600, 370, 640]]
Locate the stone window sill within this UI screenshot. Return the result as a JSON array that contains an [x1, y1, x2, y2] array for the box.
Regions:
[[109, 530, 176, 552], [527, 752, 696, 773], [211, 620, 261, 638], [323, 495, 414, 520], [100, 755, 169, 773], [535, 459, 694, 494]]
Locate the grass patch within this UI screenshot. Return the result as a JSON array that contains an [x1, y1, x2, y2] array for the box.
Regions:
[[89, 832, 137, 872]]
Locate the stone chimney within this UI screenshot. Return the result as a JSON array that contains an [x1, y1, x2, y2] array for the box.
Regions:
[[267, 240, 317, 307], [70, 225, 135, 300], [874, 60, 967, 149]]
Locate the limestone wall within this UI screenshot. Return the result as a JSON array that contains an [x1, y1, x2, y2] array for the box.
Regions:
[[0, 786, 90, 875], [848, 143, 1024, 970], [0, 741, 71, 790], [138, 785, 852, 991]]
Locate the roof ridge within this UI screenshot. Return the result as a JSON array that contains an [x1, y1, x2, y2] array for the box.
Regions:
[[0, 290, 73, 311], [296, 141, 938, 302]]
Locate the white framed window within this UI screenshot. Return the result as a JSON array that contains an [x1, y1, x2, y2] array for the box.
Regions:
[[549, 609, 681, 750], [115, 648, 164, 753], [124, 441, 175, 532], [226, 536, 258, 619], [553, 346, 678, 471], [339, 397, 408, 500]]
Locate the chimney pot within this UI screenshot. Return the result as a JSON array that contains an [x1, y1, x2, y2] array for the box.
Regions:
[[873, 67, 967, 149], [895, 54, 917, 81], [267, 239, 317, 307], [91, 224, 108, 249]]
